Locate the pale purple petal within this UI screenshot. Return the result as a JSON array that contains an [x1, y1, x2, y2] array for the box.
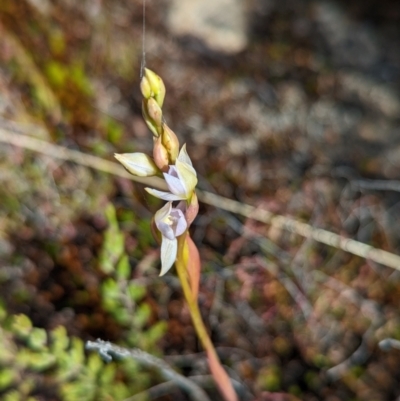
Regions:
[[170, 208, 187, 236], [160, 237, 177, 276], [157, 221, 175, 240], [174, 216, 187, 236], [145, 188, 185, 201], [164, 173, 187, 198], [154, 202, 188, 241], [167, 165, 179, 177], [154, 202, 175, 239]]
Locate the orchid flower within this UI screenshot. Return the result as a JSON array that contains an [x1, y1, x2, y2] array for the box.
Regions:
[[145, 144, 197, 201], [154, 201, 188, 276]]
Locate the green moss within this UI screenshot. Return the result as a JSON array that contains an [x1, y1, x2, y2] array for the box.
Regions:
[[49, 30, 66, 56], [105, 118, 124, 145], [45, 61, 68, 88], [70, 63, 92, 96], [313, 353, 330, 368], [256, 366, 282, 392]]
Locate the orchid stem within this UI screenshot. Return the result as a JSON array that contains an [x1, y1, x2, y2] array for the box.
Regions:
[[175, 233, 238, 401]]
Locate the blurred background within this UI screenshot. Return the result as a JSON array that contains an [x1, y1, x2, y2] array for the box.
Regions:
[[1, 0, 400, 400]]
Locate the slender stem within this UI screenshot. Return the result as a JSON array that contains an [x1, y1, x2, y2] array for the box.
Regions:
[[175, 233, 238, 401], [175, 234, 214, 351]]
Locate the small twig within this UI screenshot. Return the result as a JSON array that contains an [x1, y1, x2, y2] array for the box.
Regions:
[[0, 126, 167, 190], [314, 270, 383, 322], [189, 374, 254, 401], [351, 178, 400, 193], [123, 382, 177, 401], [1, 126, 400, 271], [199, 191, 400, 272], [314, 271, 386, 380], [85, 339, 211, 401], [379, 338, 400, 351], [326, 326, 373, 381]]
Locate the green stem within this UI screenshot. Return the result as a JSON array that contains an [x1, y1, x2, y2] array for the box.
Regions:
[[175, 233, 238, 401]]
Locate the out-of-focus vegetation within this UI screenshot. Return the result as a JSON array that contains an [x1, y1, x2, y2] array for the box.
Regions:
[[1, 0, 400, 400]]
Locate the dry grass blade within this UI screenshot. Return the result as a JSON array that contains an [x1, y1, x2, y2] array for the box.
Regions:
[[0, 126, 167, 190], [198, 191, 400, 272]]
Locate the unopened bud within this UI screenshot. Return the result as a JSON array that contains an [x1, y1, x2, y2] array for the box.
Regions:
[[146, 98, 163, 128], [144, 68, 166, 107], [114, 153, 159, 177], [142, 100, 160, 137], [140, 76, 152, 99], [153, 136, 169, 172], [162, 124, 179, 163]]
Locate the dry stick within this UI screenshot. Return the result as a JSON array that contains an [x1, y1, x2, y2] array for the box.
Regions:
[[198, 191, 400, 271], [86, 340, 211, 401], [1, 127, 400, 272], [0, 127, 167, 191]]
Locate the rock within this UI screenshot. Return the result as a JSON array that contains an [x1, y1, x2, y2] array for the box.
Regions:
[[167, 0, 248, 54]]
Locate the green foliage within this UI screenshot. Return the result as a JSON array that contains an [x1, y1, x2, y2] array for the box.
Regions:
[[11, 315, 32, 340], [0, 313, 153, 400], [105, 118, 124, 145], [99, 203, 166, 350], [49, 29, 66, 56], [44, 61, 91, 96], [99, 204, 125, 274], [0, 204, 166, 400], [45, 61, 68, 88]]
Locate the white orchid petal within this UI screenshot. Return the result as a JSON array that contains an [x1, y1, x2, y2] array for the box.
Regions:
[[154, 203, 176, 240], [154, 202, 172, 220], [177, 144, 193, 167], [160, 237, 177, 276], [174, 214, 187, 236], [145, 188, 185, 201]]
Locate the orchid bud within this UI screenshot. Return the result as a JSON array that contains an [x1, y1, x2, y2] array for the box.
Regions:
[[153, 136, 169, 172], [144, 68, 166, 107], [114, 153, 159, 177], [146, 98, 163, 127], [142, 100, 160, 137], [162, 124, 179, 163], [140, 75, 152, 99]]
